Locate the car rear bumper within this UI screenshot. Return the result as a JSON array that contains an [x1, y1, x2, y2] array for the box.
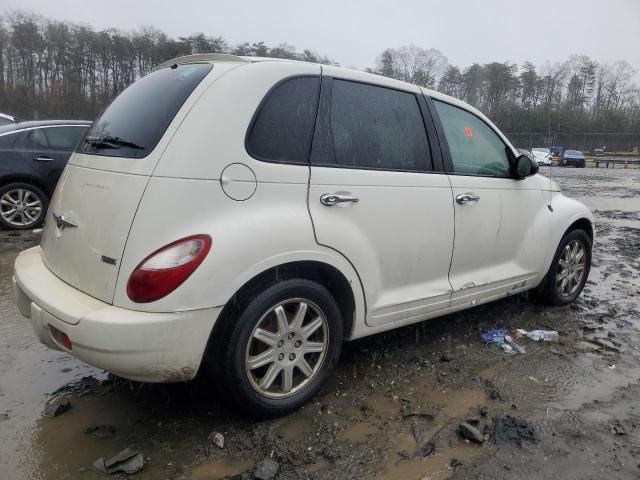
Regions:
[[13, 246, 221, 383]]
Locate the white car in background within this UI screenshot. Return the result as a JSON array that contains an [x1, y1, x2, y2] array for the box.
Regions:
[[13, 54, 594, 416], [0, 113, 16, 126], [532, 147, 553, 166]]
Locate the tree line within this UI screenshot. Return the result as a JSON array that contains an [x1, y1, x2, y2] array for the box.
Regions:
[[1, 12, 639, 150]]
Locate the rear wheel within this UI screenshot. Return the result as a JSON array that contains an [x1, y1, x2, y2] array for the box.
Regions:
[[0, 182, 48, 230], [534, 229, 591, 306], [217, 279, 343, 417]]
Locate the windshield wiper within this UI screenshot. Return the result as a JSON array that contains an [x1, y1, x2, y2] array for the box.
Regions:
[[84, 135, 145, 150]]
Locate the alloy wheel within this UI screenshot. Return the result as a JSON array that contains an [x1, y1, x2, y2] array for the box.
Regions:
[[0, 188, 43, 227], [556, 240, 587, 296], [245, 298, 328, 399]]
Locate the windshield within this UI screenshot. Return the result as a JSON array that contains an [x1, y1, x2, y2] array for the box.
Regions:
[[565, 150, 582, 156], [77, 63, 212, 159]]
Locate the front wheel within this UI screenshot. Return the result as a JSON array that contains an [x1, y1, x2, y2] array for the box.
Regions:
[[217, 279, 343, 417], [534, 229, 591, 306]]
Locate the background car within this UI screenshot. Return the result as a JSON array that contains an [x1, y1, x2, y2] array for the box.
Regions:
[[0, 113, 17, 126], [531, 147, 553, 166], [561, 149, 586, 168], [0, 120, 91, 229]]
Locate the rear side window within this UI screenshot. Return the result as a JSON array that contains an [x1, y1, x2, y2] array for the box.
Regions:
[[44, 126, 88, 150], [434, 100, 511, 178], [247, 76, 320, 164], [77, 63, 212, 159], [315, 80, 431, 172], [21, 129, 49, 149]]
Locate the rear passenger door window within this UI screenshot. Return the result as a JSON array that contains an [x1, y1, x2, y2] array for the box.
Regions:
[[314, 80, 432, 171], [434, 100, 511, 178], [247, 76, 320, 164], [44, 127, 87, 151]]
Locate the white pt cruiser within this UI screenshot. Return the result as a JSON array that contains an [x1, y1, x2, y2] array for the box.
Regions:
[[14, 54, 594, 416]]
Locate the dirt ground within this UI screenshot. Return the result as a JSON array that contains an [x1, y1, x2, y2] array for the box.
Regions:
[[1, 166, 640, 480]]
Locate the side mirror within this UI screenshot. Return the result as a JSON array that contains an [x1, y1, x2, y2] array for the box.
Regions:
[[514, 154, 539, 179]]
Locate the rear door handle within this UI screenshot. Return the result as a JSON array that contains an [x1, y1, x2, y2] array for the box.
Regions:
[[33, 156, 54, 162], [455, 193, 480, 205], [320, 193, 359, 206]]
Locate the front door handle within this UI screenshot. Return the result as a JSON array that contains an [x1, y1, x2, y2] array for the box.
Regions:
[[455, 193, 481, 205], [320, 193, 359, 206], [33, 156, 54, 162]]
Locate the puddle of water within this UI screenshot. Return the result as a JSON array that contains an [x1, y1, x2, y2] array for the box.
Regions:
[[339, 422, 379, 444], [375, 444, 479, 480], [365, 395, 400, 418], [276, 408, 315, 441], [190, 457, 255, 479]]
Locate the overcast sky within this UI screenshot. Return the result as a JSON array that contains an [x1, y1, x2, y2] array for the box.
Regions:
[[3, 0, 640, 73]]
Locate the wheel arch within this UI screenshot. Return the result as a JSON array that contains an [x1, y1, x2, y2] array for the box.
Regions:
[[0, 174, 52, 197], [201, 258, 364, 380], [565, 217, 593, 242]]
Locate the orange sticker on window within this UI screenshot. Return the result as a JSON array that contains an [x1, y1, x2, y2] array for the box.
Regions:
[[465, 127, 473, 137]]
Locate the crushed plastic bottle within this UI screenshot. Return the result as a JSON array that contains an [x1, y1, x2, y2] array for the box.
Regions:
[[526, 330, 559, 342]]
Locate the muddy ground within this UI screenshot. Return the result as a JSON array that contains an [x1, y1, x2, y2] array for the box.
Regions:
[[1, 166, 640, 480]]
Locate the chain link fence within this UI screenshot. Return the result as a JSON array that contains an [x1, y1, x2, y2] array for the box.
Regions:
[[505, 132, 640, 154]]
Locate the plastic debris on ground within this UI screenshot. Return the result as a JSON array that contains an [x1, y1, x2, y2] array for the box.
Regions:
[[480, 329, 525, 355], [91, 448, 144, 475]]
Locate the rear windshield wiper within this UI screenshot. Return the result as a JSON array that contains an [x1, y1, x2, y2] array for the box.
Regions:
[[84, 135, 145, 150]]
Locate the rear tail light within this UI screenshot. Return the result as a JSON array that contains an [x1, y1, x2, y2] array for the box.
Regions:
[[127, 235, 212, 303]]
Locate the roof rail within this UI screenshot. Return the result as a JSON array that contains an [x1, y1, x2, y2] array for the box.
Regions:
[[154, 53, 250, 71]]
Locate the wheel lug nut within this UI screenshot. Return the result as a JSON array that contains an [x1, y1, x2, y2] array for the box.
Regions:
[[278, 353, 284, 361], [277, 340, 284, 347], [289, 353, 295, 361], [288, 333, 294, 340], [294, 341, 301, 348]]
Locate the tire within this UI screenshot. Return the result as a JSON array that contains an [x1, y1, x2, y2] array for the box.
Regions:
[[215, 279, 343, 417], [534, 229, 591, 306], [0, 182, 48, 230]]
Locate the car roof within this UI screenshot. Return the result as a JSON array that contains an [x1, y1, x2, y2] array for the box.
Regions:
[[0, 119, 91, 135], [153, 53, 517, 153]]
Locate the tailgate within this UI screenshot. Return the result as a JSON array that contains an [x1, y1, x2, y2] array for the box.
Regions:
[[40, 164, 148, 303]]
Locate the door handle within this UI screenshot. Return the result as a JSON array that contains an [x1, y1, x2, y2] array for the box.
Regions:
[[455, 193, 481, 205], [320, 193, 359, 206], [33, 156, 54, 162]]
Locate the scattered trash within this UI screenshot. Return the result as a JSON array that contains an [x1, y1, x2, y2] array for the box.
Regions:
[[504, 334, 526, 353], [84, 425, 116, 439], [91, 448, 144, 475], [480, 329, 508, 343], [611, 422, 627, 436], [481, 329, 525, 355], [401, 405, 435, 420], [43, 398, 71, 418], [416, 441, 435, 457], [528, 376, 541, 384], [459, 422, 484, 443], [608, 365, 617, 370], [449, 458, 463, 468], [525, 330, 560, 342], [209, 431, 224, 449], [490, 416, 538, 446], [254, 458, 279, 480], [479, 406, 488, 417]]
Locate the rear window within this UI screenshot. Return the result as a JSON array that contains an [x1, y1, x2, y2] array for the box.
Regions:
[[77, 63, 212, 159]]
